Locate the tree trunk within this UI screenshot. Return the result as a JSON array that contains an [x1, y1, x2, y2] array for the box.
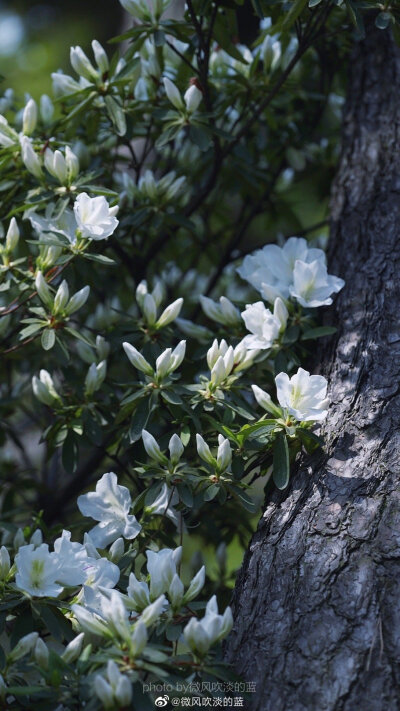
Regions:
[[225, 25, 400, 711]]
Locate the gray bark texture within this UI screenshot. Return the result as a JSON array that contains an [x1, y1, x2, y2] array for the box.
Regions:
[[225, 25, 400, 711]]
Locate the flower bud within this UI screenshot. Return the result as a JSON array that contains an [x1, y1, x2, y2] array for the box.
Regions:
[[220, 296, 241, 325], [216, 437, 232, 472], [262, 36, 281, 73], [207, 340, 221, 370], [34, 637, 49, 669], [184, 618, 210, 657], [9, 632, 39, 662], [210, 356, 226, 386], [54, 150, 68, 184], [13, 528, 25, 551], [65, 285, 90, 315], [143, 293, 157, 325], [70, 46, 98, 82], [20, 136, 42, 179], [51, 71, 81, 97], [65, 146, 79, 182], [123, 342, 153, 375], [5, 218, 19, 252], [130, 620, 147, 657], [184, 84, 202, 113], [85, 361, 106, 396], [141, 594, 166, 626], [62, 632, 85, 663], [0, 116, 17, 147], [40, 94, 54, 124], [22, 98, 37, 135], [127, 573, 150, 610], [168, 573, 184, 608], [109, 537, 124, 563], [184, 565, 205, 603], [32, 376, 53, 406], [94, 675, 114, 710], [251, 384, 281, 416], [96, 335, 110, 360], [170, 340, 186, 371], [163, 77, 184, 110], [142, 430, 168, 465], [92, 40, 109, 74], [156, 298, 183, 328], [196, 434, 215, 466], [35, 271, 53, 309], [115, 676, 132, 706], [54, 279, 69, 313], [30, 529, 43, 547], [155, 348, 173, 379], [152, 280, 165, 307], [136, 281, 148, 310], [0, 546, 10, 580], [273, 297, 288, 332], [168, 433, 184, 466]]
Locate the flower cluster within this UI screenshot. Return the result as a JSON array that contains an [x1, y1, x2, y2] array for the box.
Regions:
[[237, 237, 344, 307]]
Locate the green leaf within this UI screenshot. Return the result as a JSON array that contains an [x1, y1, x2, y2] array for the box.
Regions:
[[203, 484, 220, 501], [41, 329, 55, 351], [63, 92, 97, 122], [273, 433, 290, 490], [301, 326, 337, 340], [129, 398, 150, 444], [83, 253, 116, 266], [344, 0, 365, 38], [105, 95, 127, 136], [297, 428, 323, 454], [62, 431, 80, 474], [282, 0, 309, 30]]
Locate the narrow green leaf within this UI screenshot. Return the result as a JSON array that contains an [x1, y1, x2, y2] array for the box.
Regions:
[[301, 326, 337, 340], [129, 398, 150, 443], [105, 95, 127, 136], [297, 428, 323, 454], [282, 0, 309, 30]]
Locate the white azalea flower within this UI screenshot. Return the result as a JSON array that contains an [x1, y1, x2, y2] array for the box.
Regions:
[[147, 547, 182, 599], [15, 544, 63, 598], [94, 661, 132, 709], [127, 572, 151, 611], [74, 193, 119, 240], [183, 595, 233, 657], [53, 530, 90, 586], [289, 259, 345, 307], [237, 237, 326, 302], [27, 206, 78, 245], [240, 301, 281, 350], [82, 557, 120, 589], [77, 472, 141, 548], [275, 367, 329, 421]]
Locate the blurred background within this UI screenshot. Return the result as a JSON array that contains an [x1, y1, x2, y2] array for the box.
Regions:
[[0, 0, 125, 97]]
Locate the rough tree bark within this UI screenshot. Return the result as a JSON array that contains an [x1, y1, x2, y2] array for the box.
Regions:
[[225, 24, 400, 711]]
